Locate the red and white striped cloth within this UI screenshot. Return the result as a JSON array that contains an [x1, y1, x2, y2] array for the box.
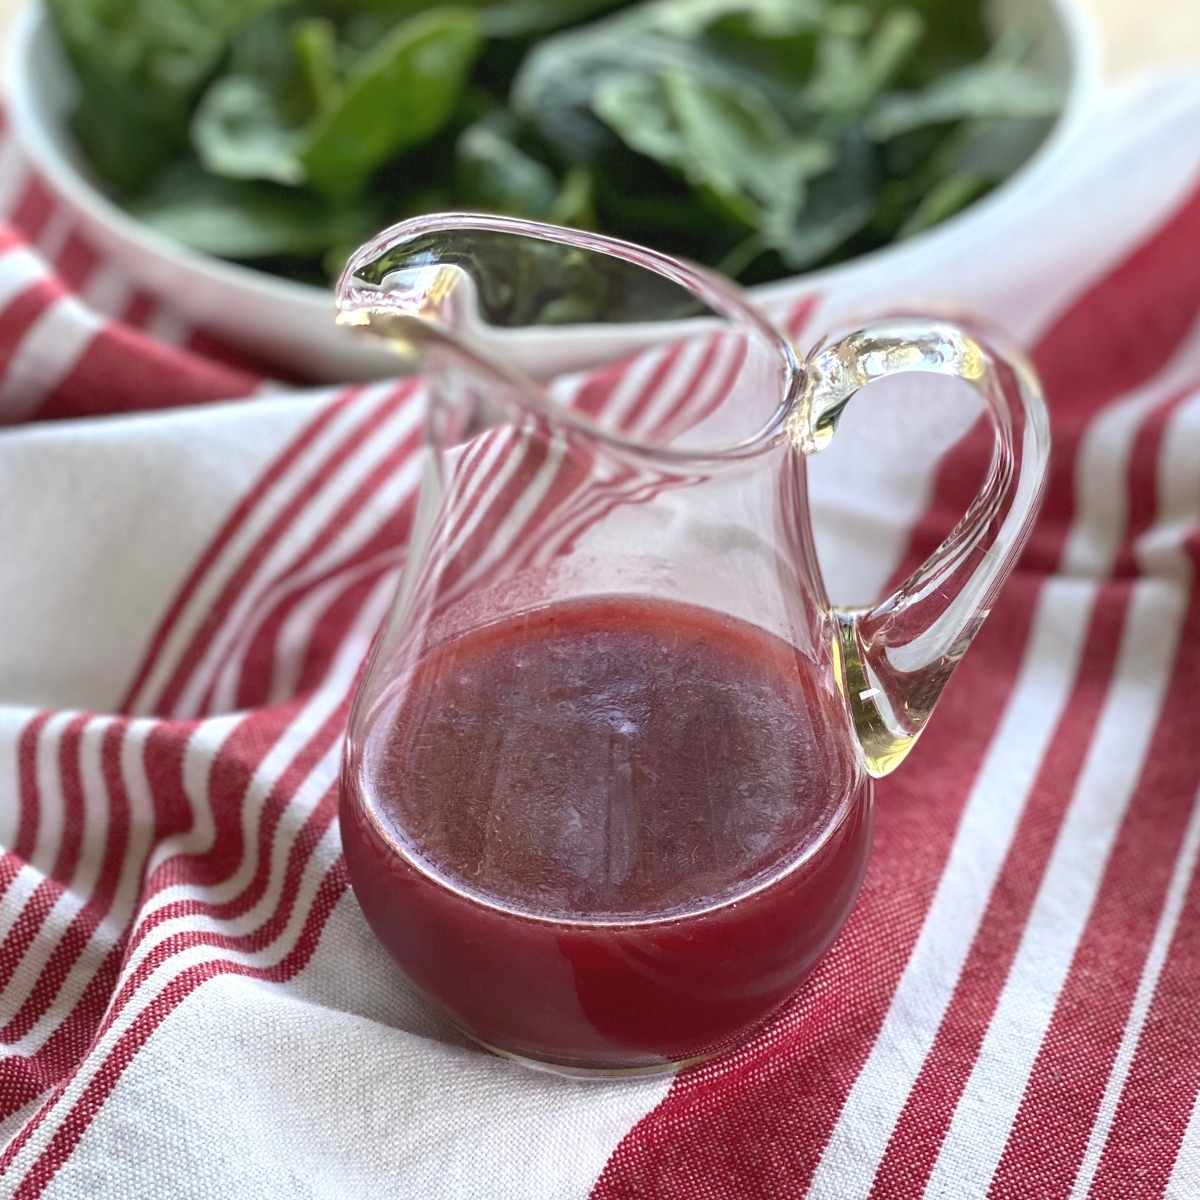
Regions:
[[2, 72, 1200, 1198]]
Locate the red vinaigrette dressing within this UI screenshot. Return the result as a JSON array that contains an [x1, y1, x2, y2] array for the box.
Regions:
[[340, 595, 872, 1071]]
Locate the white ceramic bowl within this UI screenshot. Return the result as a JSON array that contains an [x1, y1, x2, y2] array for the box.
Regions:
[[3, 0, 1100, 382]]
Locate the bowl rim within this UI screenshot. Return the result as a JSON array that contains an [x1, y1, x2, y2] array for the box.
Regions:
[[3, 0, 1103, 313]]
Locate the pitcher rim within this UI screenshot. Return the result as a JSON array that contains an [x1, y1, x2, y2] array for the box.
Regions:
[[335, 211, 806, 468]]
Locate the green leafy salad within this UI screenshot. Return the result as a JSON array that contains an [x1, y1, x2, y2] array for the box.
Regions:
[[48, 0, 1064, 286]]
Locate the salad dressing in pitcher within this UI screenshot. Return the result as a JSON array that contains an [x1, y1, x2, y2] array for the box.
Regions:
[[342, 596, 869, 1068]]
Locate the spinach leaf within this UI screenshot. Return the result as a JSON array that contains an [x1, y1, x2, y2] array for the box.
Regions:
[[595, 63, 837, 267], [301, 8, 483, 200], [550, 165, 597, 227], [480, 0, 637, 39], [49, 0, 290, 189], [775, 128, 879, 267], [193, 75, 309, 185], [805, 8, 924, 114], [866, 35, 1064, 140], [294, 18, 341, 109], [511, 8, 762, 165], [455, 113, 559, 216], [896, 172, 990, 238], [130, 161, 371, 258], [191, 12, 329, 187], [649, 0, 824, 40]]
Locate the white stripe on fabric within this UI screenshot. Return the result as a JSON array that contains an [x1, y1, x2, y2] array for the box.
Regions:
[[27, 712, 74, 890]]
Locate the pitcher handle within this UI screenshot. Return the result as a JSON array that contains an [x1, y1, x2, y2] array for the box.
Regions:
[[795, 317, 1050, 777]]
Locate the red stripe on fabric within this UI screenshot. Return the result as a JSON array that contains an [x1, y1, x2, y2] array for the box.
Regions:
[[0, 716, 89, 995], [149, 389, 398, 716], [103, 558, 380, 978], [866, 590, 1131, 1199], [0, 722, 194, 1128], [49, 716, 88, 890], [868, 387, 1198, 1200], [0, 721, 192, 1124], [513, 335, 734, 580], [501, 340, 719, 576], [439, 434, 555, 599], [0, 879, 65, 998], [49, 232, 100, 296], [118, 389, 361, 714], [1088, 796, 1200, 1196], [0, 227, 21, 253], [8, 862, 348, 1199], [606, 342, 687, 432], [33, 323, 261, 423], [228, 451, 415, 711], [434, 426, 524, 567], [1033, 178, 1200, 416], [0, 548, 390, 1173], [289, 559, 401, 699], [137, 709, 299, 905], [1, 723, 131, 1046], [5, 696, 359, 1177], [51, 570, 372, 1092], [1010, 549, 1200, 1200], [202, 420, 418, 712], [118, 291, 157, 331], [185, 328, 305, 387], [0, 942, 123, 1124], [0, 852, 23, 911], [527, 337, 746, 576], [8, 177, 55, 244], [3, 714, 51, 905], [0, 277, 65, 379], [591, 171, 1200, 1200], [982, 410, 1200, 1197], [130, 709, 343, 950], [785, 295, 819, 341], [655, 334, 747, 443]]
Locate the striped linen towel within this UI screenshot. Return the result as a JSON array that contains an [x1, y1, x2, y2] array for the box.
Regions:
[[2, 72, 1200, 1199]]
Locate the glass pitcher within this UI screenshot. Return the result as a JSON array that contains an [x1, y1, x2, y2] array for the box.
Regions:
[[335, 214, 1049, 1076]]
